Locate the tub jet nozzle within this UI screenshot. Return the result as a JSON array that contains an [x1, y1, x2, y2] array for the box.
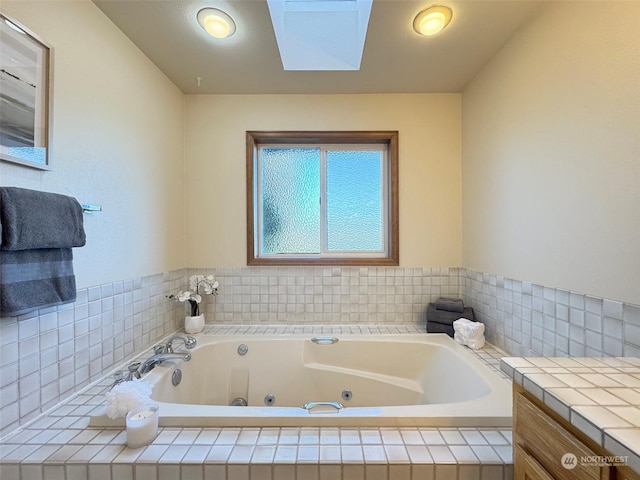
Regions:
[[231, 397, 248, 407]]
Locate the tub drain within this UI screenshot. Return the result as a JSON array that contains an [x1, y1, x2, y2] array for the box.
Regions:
[[264, 394, 276, 406], [341, 389, 353, 401]]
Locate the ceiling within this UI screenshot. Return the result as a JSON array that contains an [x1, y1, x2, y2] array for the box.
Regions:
[[93, 0, 543, 95]]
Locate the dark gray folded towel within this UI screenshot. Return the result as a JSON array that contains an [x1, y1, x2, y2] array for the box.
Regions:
[[0, 248, 77, 315], [426, 321, 454, 337], [0, 187, 85, 250], [426, 303, 475, 327], [435, 297, 464, 313]]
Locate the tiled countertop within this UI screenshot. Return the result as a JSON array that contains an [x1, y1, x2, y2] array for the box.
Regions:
[[0, 325, 514, 480], [500, 356, 640, 474]]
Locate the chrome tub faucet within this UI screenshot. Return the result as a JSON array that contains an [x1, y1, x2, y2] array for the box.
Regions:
[[153, 335, 197, 354], [164, 335, 197, 353], [137, 352, 192, 376], [111, 336, 196, 388]]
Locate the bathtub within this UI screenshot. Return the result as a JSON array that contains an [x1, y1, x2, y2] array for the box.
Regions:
[[92, 333, 512, 427]]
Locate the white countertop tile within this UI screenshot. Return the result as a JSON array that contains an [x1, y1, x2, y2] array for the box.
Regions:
[[545, 387, 596, 406], [607, 406, 640, 427], [607, 388, 640, 406], [578, 388, 630, 406], [501, 355, 640, 475]]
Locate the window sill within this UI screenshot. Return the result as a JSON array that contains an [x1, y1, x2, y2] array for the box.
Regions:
[[247, 256, 399, 267]]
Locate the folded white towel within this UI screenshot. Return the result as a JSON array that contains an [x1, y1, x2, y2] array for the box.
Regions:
[[452, 318, 485, 349]]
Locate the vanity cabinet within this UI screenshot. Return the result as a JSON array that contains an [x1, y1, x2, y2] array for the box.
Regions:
[[515, 444, 556, 480], [513, 383, 639, 480]]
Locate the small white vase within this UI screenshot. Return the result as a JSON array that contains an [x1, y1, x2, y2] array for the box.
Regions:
[[185, 314, 205, 334]]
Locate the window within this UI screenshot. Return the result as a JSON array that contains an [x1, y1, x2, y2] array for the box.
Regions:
[[246, 131, 398, 265]]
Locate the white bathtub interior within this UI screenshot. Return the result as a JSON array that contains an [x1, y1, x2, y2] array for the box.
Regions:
[[92, 333, 511, 428]]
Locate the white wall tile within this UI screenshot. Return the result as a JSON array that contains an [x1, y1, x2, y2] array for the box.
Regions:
[[318, 464, 341, 480], [202, 465, 225, 479], [434, 464, 457, 480], [42, 465, 65, 480], [458, 465, 481, 480], [411, 464, 434, 480], [111, 465, 133, 480], [88, 464, 111, 480], [20, 465, 43, 480], [0, 270, 186, 435], [228, 464, 250, 480], [250, 465, 272, 480], [181, 465, 203, 480], [462, 269, 634, 360], [272, 464, 296, 480]]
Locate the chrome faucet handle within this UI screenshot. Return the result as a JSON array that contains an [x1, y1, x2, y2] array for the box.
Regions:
[[153, 344, 166, 354], [110, 370, 125, 390], [111, 362, 140, 389], [128, 362, 141, 379]]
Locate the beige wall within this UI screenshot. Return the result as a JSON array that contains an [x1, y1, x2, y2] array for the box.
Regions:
[[7, 0, 635, 308], [462, 1, 640, 304], [0, 0, 186, 289], [185, 94, 462, 268]]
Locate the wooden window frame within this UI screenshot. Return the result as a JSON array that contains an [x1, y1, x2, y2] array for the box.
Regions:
[[246, 131, 399, 266]]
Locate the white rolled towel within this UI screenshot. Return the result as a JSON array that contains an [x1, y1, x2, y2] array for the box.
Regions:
[[467, 335, 485, 350], [452, 318, 485, 350], [453, 318, 471, 346], [465, 320, 485, 349], [453, 319, 470, 346]]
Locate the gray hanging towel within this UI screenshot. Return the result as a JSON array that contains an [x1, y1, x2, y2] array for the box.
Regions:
[[1, 249, 78, 315], [0, 187, 86, 250], [0, 187, 86, 316]]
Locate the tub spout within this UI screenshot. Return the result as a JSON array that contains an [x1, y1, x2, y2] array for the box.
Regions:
[[165, 335, 197, 353], [137, 352, 191, 376]]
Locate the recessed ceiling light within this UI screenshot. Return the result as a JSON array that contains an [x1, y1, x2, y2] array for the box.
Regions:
[[413, 5, 452, 36], [197, 8, 236, 39]]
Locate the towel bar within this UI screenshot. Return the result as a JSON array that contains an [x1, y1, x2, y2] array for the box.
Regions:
[[81, 204, 102, 213]]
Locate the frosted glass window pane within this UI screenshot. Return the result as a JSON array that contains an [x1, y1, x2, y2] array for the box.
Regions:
[[326, 150, 383, 251], [260, 148, 321, 254]]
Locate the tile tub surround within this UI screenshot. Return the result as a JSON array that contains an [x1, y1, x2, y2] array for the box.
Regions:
[[0, 265, 464, 438], [0, 325, 515, 480], [500, 356, 640, 475], [199, 266, 640, 360], [197, 267, 462, 326], [0, 270, 188, 437], [462, 269, 640, 358], [3, 263, 638, 439]]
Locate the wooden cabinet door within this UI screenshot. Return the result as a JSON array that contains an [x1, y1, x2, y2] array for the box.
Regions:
[[516, 444, 556, 480], [617, 467, 640, 480], [514, 393, 612, 480]]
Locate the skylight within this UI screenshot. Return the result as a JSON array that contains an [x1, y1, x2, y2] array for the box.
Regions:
[[266, 0, 373, 71]]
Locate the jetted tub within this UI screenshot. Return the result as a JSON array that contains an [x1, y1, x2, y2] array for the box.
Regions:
[[92, 334, 512, 427]]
